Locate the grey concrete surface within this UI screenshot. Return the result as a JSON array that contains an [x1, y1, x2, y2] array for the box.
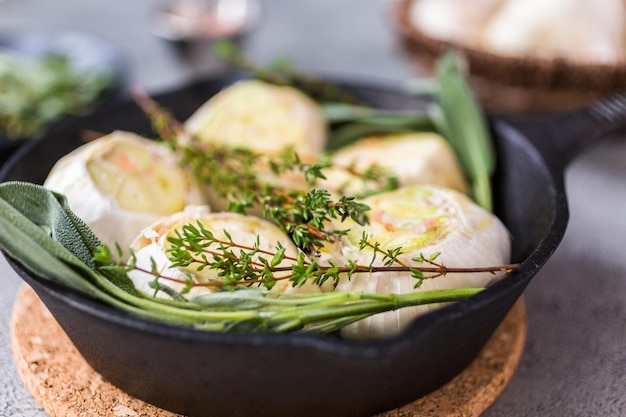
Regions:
[[1, 1, 625, 416]]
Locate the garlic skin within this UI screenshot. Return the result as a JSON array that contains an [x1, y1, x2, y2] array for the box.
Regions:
[[410, 0, 626, 65], [320, 132, 468, 197], [410, 0, 503, 47], [325, 185, 511, 340], [128, 209, 320, 299], [480, 0, 626, 64], [185, 79, 327, 155], [43, 131, 206, 252]]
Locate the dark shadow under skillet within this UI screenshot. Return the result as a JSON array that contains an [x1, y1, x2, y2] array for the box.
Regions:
[[1, 75, 626, 417]]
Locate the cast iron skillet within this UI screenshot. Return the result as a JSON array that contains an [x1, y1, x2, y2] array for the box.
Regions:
[[1, 76, 625, 417]]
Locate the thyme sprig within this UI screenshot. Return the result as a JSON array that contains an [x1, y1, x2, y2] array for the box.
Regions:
[[91, 241, 489, 334], [130, 88, 397, 254], [98, 222, 520, 292], [332, 160, 401, 199]]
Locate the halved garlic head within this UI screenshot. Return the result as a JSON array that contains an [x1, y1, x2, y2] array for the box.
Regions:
[[320, 132, 468, 197], [184, 79, 327, 213], [128, 209, 320, 299], [43, 130, 206, 251], [185, 79, 327, 155], [325, 185, 510, 339]]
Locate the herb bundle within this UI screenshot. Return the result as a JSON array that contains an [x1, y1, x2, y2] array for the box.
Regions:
[[0, 181, 518, 334], [0, 51, 515, 336], [0, 50, 113, 140]]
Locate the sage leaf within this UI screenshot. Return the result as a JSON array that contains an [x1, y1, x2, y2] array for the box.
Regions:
[[0, 182, 137, 301], [433, 51, 495, 211], [191, 288, 266, 310], [0, 181, 108, 298]]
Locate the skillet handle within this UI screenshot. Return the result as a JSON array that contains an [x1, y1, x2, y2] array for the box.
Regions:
[[499, 94, 626, 173]]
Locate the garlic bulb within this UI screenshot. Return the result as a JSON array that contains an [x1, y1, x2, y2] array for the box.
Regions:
[[410, 0, 626, 64], [184, 79, 327, 212], [43, 131, 206, 251], [185, 79, 327, 155], [410, 0, 504, 47], [128, 209, 320, 299], [320, 132, 468, 197], [324, 185, 511, 340], [480, 0, 626, 63]]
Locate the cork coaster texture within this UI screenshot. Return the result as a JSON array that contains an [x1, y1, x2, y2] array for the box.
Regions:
[[10, 284, 526, 417]]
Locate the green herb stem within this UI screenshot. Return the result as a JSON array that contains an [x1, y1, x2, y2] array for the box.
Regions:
[[263, 287, 482, 332], [433, 51, 495, 211]]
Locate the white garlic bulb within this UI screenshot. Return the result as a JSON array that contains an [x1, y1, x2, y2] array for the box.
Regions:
[[410, 0, 626, 64], [480, 0, 626, 64], [320, 132, 468, 197], [128, 209, 320, 299], [410, 0, 504, 47], [184, 79, 327, 212], [43, 130, 206, 251], [185, 79, 327, 155], [324, 185, 511, 340]]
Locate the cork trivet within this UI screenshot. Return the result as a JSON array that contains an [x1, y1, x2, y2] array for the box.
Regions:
[[11, 284, 526, 417]]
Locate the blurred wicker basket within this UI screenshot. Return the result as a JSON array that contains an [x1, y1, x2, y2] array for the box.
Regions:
[[392, 0, 626, 114]]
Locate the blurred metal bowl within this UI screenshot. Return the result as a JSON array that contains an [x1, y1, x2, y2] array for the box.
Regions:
[[152, 0, 261, 42]]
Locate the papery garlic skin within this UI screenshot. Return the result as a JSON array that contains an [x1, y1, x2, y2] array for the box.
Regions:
[[326, 185, 511, 340], [128, 209, 320, 299], [410, 0, 626, 65], [320, 132, 468, 197], [480, 0, 626, 64], [410, 0, 504, 47], [43, 131, 206, 252], [185, 79, 327, 155]]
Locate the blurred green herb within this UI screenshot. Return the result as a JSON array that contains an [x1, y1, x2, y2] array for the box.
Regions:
[[0, 50, 113, 140], [321, 102, 436, 151]]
